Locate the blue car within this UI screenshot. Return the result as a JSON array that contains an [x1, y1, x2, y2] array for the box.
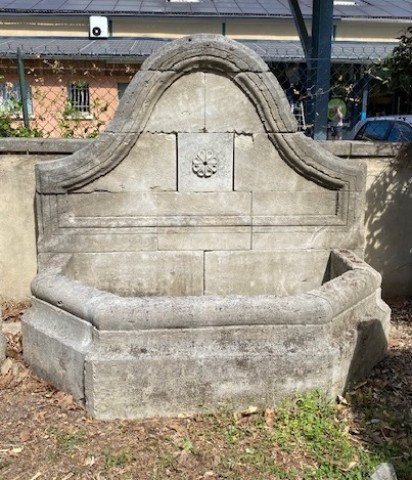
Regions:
[[352, 115, 412, 142]]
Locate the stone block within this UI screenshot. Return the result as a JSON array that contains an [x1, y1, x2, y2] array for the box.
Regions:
[[64, 252, 204, 296], [22, 299, 93, 401], [252, 191, 339, 217], [351, 142, 399, 158], [59, 191, 251, 226], [80, 133, 177, 192], [178, 133, 234, 191], [252, 225, 364, 251], [157, 226, 251, 251], [144, 72, 205, 133], [41, 233, 158, 254], [234, 134, 322, 192], [370, 463, 398, 480], [205, 74, 264, 133], [204, 250, 331, 296], [84, 324, 336, 419]]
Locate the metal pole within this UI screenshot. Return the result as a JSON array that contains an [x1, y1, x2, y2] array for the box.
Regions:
[[17, 48, 30, 129], [311, 0, 334, 140], [287, 0, 311, 59]]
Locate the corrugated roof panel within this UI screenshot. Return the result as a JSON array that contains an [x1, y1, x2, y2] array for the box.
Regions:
[[0, 0, 410, 17], [0, 36, 397, 62]]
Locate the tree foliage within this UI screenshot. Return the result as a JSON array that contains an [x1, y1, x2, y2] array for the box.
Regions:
[[372, 26, 412, 111]]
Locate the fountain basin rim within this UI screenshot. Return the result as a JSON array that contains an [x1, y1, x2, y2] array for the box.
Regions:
[[31, 249, 382, 331]]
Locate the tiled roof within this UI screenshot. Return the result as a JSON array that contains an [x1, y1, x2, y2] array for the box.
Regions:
[[0, 0, 410, 18], [0, 36, 397, 62]]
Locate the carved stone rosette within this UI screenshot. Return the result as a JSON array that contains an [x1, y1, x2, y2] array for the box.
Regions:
[[192, 149, 218, 178]]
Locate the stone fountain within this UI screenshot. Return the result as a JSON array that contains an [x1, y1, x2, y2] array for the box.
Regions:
[[22, 35, 390, 419]]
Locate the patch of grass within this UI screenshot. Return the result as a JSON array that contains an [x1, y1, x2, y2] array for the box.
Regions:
[[104, 449, 134, 468], [269, 390, 381, 479], [224, 423, 246, 445], [55, 430, 85, 451], [208, 391, 385, 479]]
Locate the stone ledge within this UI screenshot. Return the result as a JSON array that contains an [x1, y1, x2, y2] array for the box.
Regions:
[[0, 138, 89, 154]]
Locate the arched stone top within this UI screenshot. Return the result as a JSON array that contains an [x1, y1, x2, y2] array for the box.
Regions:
[[37, 34, 308, 193], [140, 34, 270, 73]]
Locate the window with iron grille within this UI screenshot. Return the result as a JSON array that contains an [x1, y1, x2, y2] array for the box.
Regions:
[[0, 82, 33, 117], [68, 81, 90, 115]]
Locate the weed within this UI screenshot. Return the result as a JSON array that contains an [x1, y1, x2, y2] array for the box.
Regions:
[[224, 424, 245, 445], [55, 430, 85, 451], [178, 438, 197, 455], [104, 449, 133, 468], [270, 390, 381, 479]]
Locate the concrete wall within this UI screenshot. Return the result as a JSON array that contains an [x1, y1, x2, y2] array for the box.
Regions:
[[1, 138, 411, 300], [0, 139, 88, 301], [322, 141, 412, 297]]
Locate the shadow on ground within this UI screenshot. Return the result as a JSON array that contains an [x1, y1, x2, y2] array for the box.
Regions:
[[347, 297, 412, 479]]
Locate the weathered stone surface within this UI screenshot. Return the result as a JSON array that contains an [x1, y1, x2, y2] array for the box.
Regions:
[[204, 250, 331, 296], [23, 250, 390, 418], [233, 72, 297, 133], [85, 324, 336, 419], [64, 252, 204, 297], [144, 72, 205, 133], [252, 191, 338, 216], [59, 191, 251, 219], [158, 226, 251, 251], [39, 233, 157, 254], [234, 133, 321, 192], [141, 33, 269, 74], [22, 298, 93, 401], [0, 140, 407, 300], [0, 155, 38, 299], [80, 133, 177, 192], [370, 463, 398, 480], [178, 133, 233, 191], [252, 225, 364, 251], [205, 74, 265, 133]]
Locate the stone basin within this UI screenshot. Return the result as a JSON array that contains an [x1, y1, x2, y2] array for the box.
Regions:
[[22, 249, 389, 419]]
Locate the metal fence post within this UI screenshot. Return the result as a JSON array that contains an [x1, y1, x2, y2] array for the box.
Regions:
[[310, 0, 334, 140], [17, 48, 30, 129]]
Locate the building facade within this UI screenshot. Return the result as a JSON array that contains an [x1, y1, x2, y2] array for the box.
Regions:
[[0, 0, 410, 137]]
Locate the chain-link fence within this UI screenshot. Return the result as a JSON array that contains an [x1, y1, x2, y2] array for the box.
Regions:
[[0, 42, 399, 139]]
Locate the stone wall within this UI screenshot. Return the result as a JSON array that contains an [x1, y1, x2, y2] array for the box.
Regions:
[[0, 138, 411, 300]]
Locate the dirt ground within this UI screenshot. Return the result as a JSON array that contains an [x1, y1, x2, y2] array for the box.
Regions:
[[1, 298, 412, 480]]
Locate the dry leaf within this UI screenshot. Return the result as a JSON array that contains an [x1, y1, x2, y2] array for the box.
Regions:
[[1, 358, 13, 376], [265, 408, 275, 427], [20, 430, 31, 443], [8, 447, 23, 457]]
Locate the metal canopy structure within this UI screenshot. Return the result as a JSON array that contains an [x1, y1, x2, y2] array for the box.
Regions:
[[0, 37, 396, 62], [288, 0, 334, 139], [0, 0, 411, 18]]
